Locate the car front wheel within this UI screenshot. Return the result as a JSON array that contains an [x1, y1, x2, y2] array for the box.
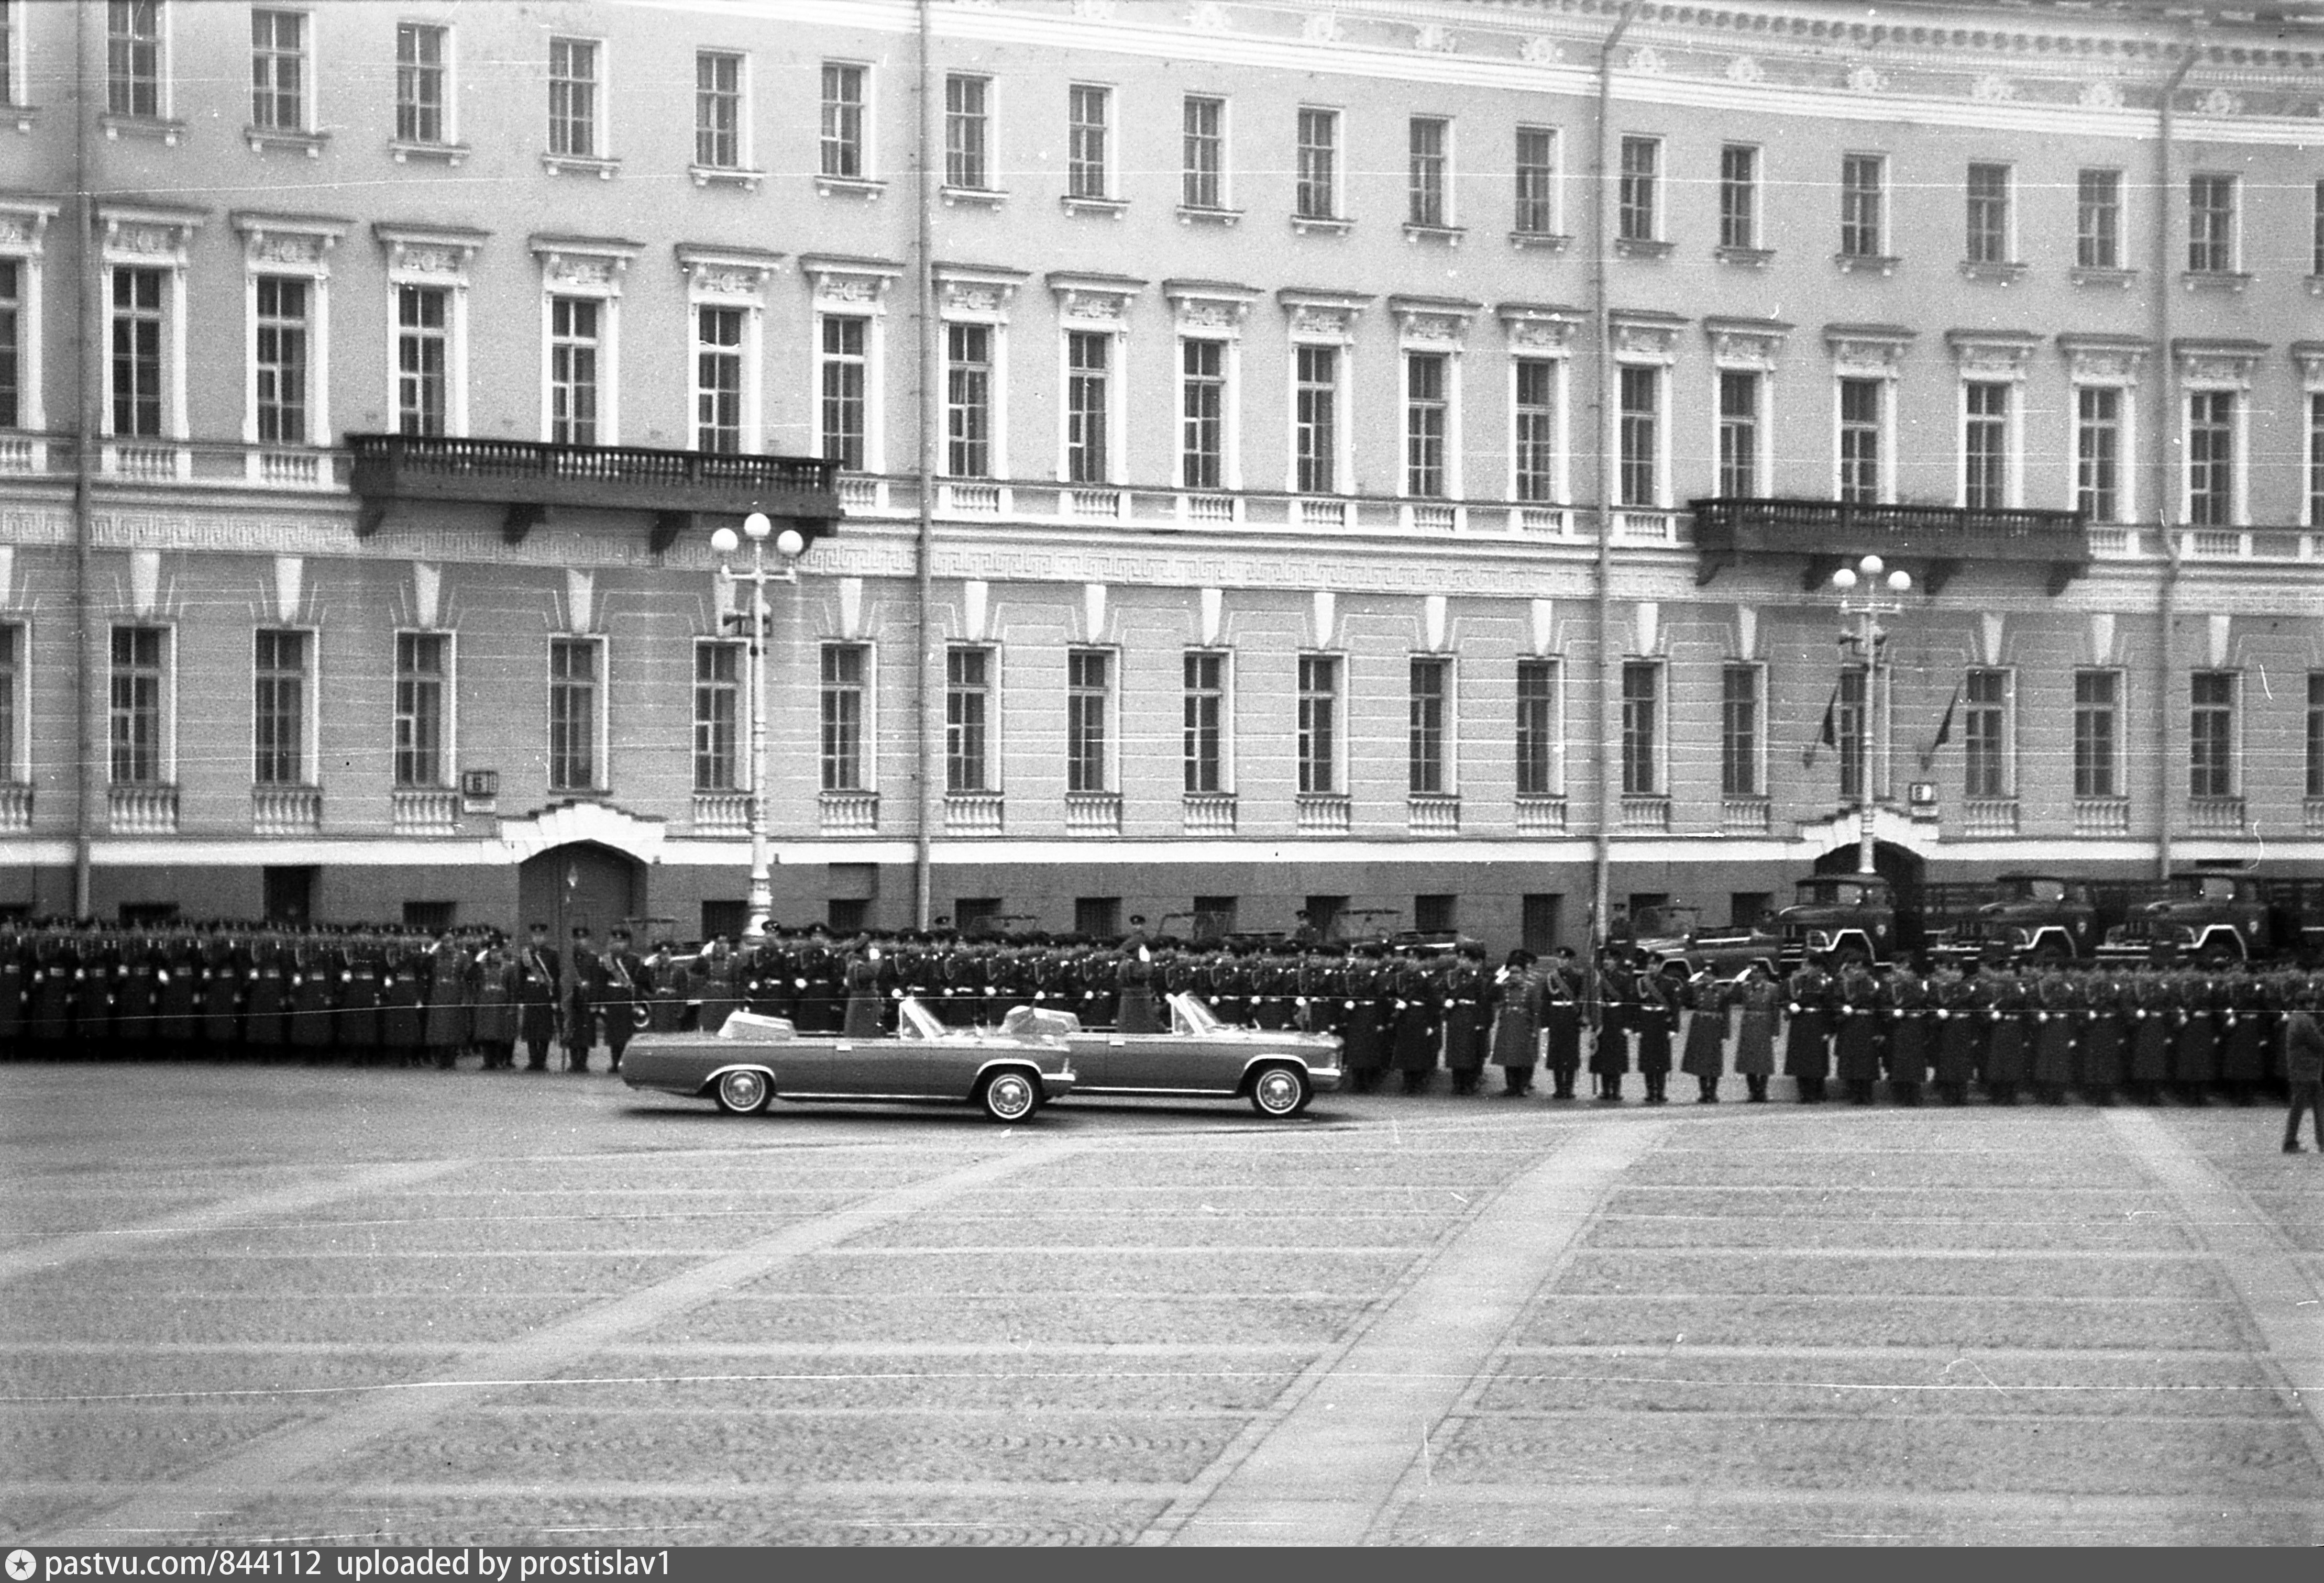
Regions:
[[1249, 1062, 1312, 1119], [978, 1068, 1040, 1123], [713, 1068, 771, 1115]]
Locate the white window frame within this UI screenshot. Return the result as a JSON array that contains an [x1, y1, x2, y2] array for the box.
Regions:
[[676, 247, 776, 456], [945, 643, 999, 794], [1401, 348, 1458, 501], [1182, 648, 1233, 795], [1065, 81, 1116, 203], [2072, 668, 2123, 801], [531, 238, 636, 446], [1712, 366, 1769, 501], [1617, 134, 1662, 243], [1056, 324, 1124, 486], [1407, 114, 1453, 230], [1614, 361, 1668, 508], [1960, 665, 2016, 800], [805, 258, 898, 477], [0, 617, 29, 787], [819, 640, 875, 795], [247, 8, 312, 135], [1964, 160, 2014, 265], [2188, 670, 2241, 800], [1514, 124, 1561, 237], [105, 0, 170, 123], [944, 72, 994, 193], [1839, 151, 1888, 259], [1718, 142, 1760, 252], [935, 266, 1018, 481], [232, 214, 341, 460], [2067, 377, 2136, 525], [1294, 104, 1341, 223], [1509, 352, 1569, 505], [692, 48, 749, 174], [1833, 374, 1891, 504], [547, 633, 608, 794], [1619, 657, 1667, 798], [1407, 653, 1456, 796], [2, 0, 30, 110], [2309, 385, 2324, 530], [393, 20, 455, 150], [1282, 294, 1364, 498], [0, 199, 54, 435], [1958, 378, 2018, 510], [1515, 655, 1565, 798], [1181, 93, 1230, 213], [2076, 167, 2123, 271], [393, 628, 456, 791], [1296, 651, 1345, 796], [819, 60, 873, 185], [545, 34, 612, 174], [1719, 660, 1765, 800], [1065, 645, 1119, 795], [251, 625, 319, 788], [98, 206, 199, 449], [2183, 388, 2248, 528], [691, 636, 745, 793], [2187, 172, 2240, 274], [107, 622, 175, 786], [377, 225, 478, 440]]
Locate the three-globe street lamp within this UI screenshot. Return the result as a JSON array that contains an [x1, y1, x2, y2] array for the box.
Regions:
[[1831, 554, 1913, 878], [709, 510, 807, 940]]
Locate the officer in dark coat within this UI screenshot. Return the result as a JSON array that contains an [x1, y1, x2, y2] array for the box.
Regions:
[[599, 926, 649, 1071], [1678, 968, 1730, 1102], [338, 929, 386, 1063], [2173, 968, 2221, 1101], [2079, 966, 2127, 1104], [2030, 961, 2079, 1103], [1340, 942, 1391, 1092], [1633, 962, 1676, 1104], [156, 928, 201, 1049], [564, 925, 604, 1071], [2220, 962, 2268, 1101], [1931, 960, 1980, 1104], [288, 932, 337, 1057], [423, 931, 470, 1068], [1442, 944, 1491, 1095], [516, 923, 561, 1070], [2127, 959, 2174, 1100], [1832, 960, 1881, 1104], [1884, 960, 1931, 1105], [1783, 958, 1834, 1103], [1389, 953, 1442, 1093], [1115, 944, 1162, 1034], [1492, 950, 1544, 1097], [1983, 967, 2030, 1104], [381, 933, 428, 1065], [1544, 950, 1586, 1099], [470, 933, 519, 1068], [1592, 950, 1637, 1101], [246, 933, 290, 1058]]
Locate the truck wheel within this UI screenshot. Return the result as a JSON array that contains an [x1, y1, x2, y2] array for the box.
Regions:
[[2197, 938, 2241, 968], [2030, 937, 2073, 965]]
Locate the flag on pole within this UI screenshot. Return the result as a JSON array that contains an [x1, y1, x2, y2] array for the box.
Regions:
[[1920, 680, 1961, 770], [1803, 684, 1840, 768]]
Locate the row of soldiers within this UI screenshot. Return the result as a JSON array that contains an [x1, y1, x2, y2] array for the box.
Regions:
[[3, 915, 2318, 1105]]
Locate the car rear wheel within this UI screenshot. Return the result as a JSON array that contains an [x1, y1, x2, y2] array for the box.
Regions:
[[713, 1068, 771, 1115], [1250, 1062, 1312, 1119], [977, 1068, 1040, 1123]]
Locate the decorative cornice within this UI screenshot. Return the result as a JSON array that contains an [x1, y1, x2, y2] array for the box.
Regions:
[[1389, 294, 1481, 347], [674, 243, 785, 302], [1279, 286, 1374, 342], [1824, 321, 1915, 376], [1163, 277, 1258, 335], [527, 234, 644, 296], [799, 253, 903, 313], [1609, 309, 1686, 365], [1703, 315, 1793, 370], [372, 223, 486, 284], [1497, 301, 1584, 355], [0, 195, 60, 253], [1944, 327, 2041, 379], [1047, 270, 1148, 326], [96, 202, 207, 267], [2173, 336, 2267, 390], [2293, 342, 2324, 394], [933, 261, 1029, 321], [2055, 333, 2150, 387]]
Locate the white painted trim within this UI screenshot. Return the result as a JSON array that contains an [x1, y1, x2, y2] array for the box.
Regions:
[[0, 612, 27, 785]]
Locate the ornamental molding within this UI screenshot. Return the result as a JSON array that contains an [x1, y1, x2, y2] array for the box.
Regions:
[[1845, 64, 1885, 94], [2080, 80, 2126, 109], [1969, 73, 2018, 104], [373, 223, 487, 285], [1627, 45, 1668, 74], [800, 253, 902, 314], [1302, 11, 1342, 43], [1610, 312, 1686, 366], [232, 212, 351, 279], [1278, 287, 1373, 344], [1071, 0, 1118, 17], [2294, 343, 2324, 394], [1164, 277, 1259, 336], [1824, 323, 1915, 377], [2173, 338, 2265, 390], [527, 234, 644, 297], [934, 262, 1029, 323], [0, 198, 59, 254], [1047, 271, 1148, 326], [1414, 23, 1457, 52], [1389, 295, 1480, 348], [1186, 2, 1230, 34], [1704, 316, 1793, 370], [674, 243, 785, 303], [1944, 328, 2041, 379], [1725, 55, 1764, 84], [2056, 335, 2150, 386], [96, 203, 205, 266], [1498, 302, 1583, 353], [1521, 35, 1562, 64]]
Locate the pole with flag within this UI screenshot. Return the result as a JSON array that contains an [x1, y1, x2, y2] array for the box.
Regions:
[[1919, 680, 1960, 771], [1803, 685, 1840, 769]]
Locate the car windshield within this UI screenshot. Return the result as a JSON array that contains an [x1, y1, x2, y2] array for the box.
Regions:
[[2189, 875, 2237, 902], [2007, 878, 2066, 902], [1169, 993, 1222, 1036], [897, 998, 946, 1040]]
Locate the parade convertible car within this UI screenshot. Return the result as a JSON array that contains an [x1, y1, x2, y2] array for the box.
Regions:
[[1023, 992, 1343, 1117], [619, 999, 1076, 1122]]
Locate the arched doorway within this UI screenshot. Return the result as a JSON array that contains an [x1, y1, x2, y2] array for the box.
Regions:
[[517, 842, 646, 945], [1813, 838, 1929, 951]]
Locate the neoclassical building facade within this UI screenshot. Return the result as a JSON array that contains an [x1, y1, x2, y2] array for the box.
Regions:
[[2, 0, 2322, 946]]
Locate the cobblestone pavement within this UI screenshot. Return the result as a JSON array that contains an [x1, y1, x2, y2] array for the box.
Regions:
[[4, 1065, 2321, 1546]]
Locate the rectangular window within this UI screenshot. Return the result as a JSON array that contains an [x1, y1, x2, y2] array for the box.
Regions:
[[1066, 648, 1110, 794], [393, 632, 447, 788], [1965, 162, 2011, 263], [1294, 344, 1336, 494], [1618, 136, 1659, 241], [1963, 668, 2010, 799], [1840, 153, 1885, 257], [1719, 144, 1758, 250], [1296, 107, 1338, 220], [1183, 651, 1226, 794], [2076, 386, 2122, 524], [0, 259, 17, 429], [1181, 338, 1225, 490], [1836, 667, 1866, 803], [945, 322, 991, 478], [945, 73, 989, 189], [1183, 95, 1224, 209], [109, 625, 165, 784], [0, 623, 18, 783], [2188, 391, 2235, 527], [548, 37, 598, 158], [1717, 370, 1759, 499], [695, 51, 742, 169], [548, 296, 600, 447], [1068, 83, 1110, 200], [254, 276, 309, 446], [1514, 358, 1557, 503], [1514, 126, 1557, 235], [1405, 352, 1447, 499], [108, 0, 161, 118], [1408, 116, 1448, 227], [1409, 657, 1449, 795], [1065, 330, 1109, 484], [1620, 661, 1660, 796], [820, 62, 865, 179], [2316, 178, 2324, 276], [820, 643, 866, 792], [2077, 169, 2120, 269], [2190, 671, 2235, 799], [1721, 663, 1760, 797], [1516, 659, 1559, 796], [111, 266, 163, 437], [819, 315, 866, 470], [2189, 173, 2236, 272], [2073, 670, 2119, 799], [1838, 377, 1881, 504], [1415, 894, 1456, 935], [2309, 674, 2324, 800], [253, 629, 307, 786], [695, 305, 744, 455], [1297, 655, 1338, 794], [945, 647, 992, 792], [548, 638, 600, 792], [396, 284, 448, 438], [250, 10, 305, 131], [395, 23, 447, 144], [1617, 365, 1659, 506], [2312, 393, 2324, 529], [1964, 381, 2010, 511], [692, 642, 741, 792]]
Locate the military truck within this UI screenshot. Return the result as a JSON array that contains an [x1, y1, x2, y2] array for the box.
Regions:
[[1773, 873, 1900, 968], [2098, 868, 2324, 965], [1928, 873, 2107, 965], [1630, 900, 1784, 981]]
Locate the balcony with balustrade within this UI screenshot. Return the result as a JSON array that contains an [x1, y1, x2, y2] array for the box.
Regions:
[[1407, 794, 1460, 835], [391, 788, 461, 837], [2187, 795, 2245, 836], [819, 790, 879, 834], [1721, 797, 1770, 835], [252, 785, 322, 836], [1619, 794, 1670, 833], [1182, 792, 1237, 835], [2074, 797, 2131, 836], [1065, 792, 1122, 836], [1295, 793, 1351, 835], [1958, 799, 2019, 838], [944, 792, 1004, 835], [690, 791, 751, 837], [108, 783, 178, 835], [1690, 496, 2091, 595], [1515, 795, 1567, 835], [0, 783, 29, 833]]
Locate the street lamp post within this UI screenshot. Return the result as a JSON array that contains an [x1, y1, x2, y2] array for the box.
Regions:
[[1830, 553, 1913, 877], [709, 510, 807, 939]]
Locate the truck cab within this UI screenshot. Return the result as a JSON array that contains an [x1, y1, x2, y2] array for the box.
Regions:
[[2101, 869, 2274, 965], [1632, 900, 1783, 981], [1775, 874, 1897, 968], [1936, 873, 2101, 965]]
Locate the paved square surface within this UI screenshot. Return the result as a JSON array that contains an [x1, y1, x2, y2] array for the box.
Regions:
[[3, 1066, 2320, 1545]]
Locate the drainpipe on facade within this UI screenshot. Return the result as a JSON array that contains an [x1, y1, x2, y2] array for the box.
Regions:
[[71, 0, 96, 920], [1589, 1, 1643, 950], [2152, 38, 2198, 883], [912, 0, 938, 928]]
